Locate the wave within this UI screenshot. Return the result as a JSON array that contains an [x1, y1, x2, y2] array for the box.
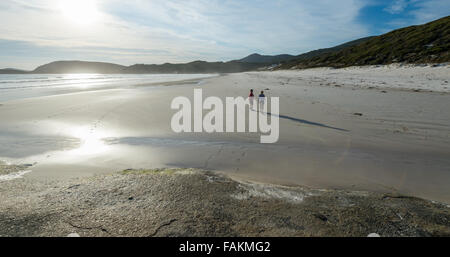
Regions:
[[0, 169, 32, 181], [0, 74, 216, 101]]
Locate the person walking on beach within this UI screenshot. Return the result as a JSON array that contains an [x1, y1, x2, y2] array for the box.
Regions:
[[249, 89, 255, 110], [258, 90, 266, 112]]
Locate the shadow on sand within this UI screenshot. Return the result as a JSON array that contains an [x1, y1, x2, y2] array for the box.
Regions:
[[267, 112, 349, 132]]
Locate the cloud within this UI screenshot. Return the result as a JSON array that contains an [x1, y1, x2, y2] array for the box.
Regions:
[[379, 0, 449, 33], [382, 0, 449, 24], [410, 0, 450, 24], [1, 0, 447, 69], [97, 0, 370, 56], [383, 0, 408, 14], [0, 0, 373, 69]]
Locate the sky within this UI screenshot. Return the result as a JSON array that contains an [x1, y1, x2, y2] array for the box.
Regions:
[[0, 0, 448, 70]]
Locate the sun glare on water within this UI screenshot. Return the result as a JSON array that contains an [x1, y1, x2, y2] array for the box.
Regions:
[[59, 0, 100, 25]]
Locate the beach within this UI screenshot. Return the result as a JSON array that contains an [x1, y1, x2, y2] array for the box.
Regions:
[[1, 64, 450, 236]]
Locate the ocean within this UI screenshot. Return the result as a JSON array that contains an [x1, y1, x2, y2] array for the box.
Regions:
[[0, 73, 216, 102]]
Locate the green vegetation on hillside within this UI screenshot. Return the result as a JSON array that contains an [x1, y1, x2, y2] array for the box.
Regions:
[[280, 16, 450, 69]]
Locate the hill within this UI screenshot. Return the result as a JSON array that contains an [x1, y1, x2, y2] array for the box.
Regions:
[[280, 16, 450, 69], [0, 68, 28, 74], [32, 61, 126, 74], [238, 38, 374, 65], [238, 53, 297, 64], [293, 37, 374, 61]]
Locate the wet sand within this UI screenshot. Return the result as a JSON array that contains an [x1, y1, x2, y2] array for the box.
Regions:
[[0, 65, 450, 206]]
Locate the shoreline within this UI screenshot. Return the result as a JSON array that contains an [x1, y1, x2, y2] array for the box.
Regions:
[[0, 73, 219, 104]]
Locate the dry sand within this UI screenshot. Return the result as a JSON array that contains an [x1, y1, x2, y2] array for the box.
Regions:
[[0, 64, 449, 208]]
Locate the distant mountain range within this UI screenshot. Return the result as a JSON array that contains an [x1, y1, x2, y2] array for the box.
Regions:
[[0, 60, 263, 74], [0, 15, 448, 74], [121, 61, 262, 74]]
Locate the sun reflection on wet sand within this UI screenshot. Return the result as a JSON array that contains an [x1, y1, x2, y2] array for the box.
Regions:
[[68, 126, 110, 155]]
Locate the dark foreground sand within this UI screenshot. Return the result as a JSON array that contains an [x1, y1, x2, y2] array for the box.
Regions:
[[1, 167, 449, 237]]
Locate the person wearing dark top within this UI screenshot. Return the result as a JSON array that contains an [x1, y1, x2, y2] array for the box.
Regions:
[[258, 91, 265, 111]]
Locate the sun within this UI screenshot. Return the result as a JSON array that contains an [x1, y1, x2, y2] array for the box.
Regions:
[[59, 0, 99, 25]]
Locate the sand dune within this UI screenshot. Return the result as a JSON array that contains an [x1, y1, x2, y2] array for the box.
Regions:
[[273, 64, 450, 92]]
